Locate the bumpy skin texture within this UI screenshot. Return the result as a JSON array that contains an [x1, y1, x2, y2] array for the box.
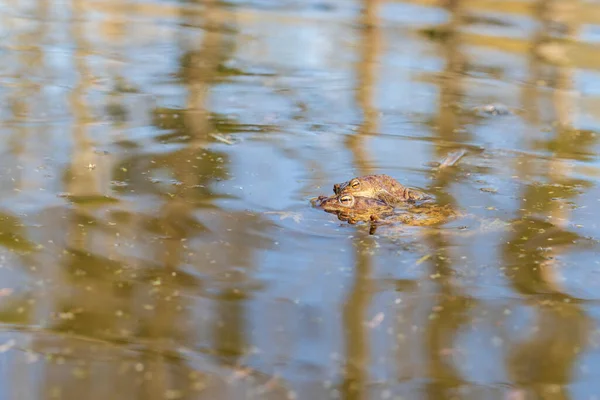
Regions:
[[389, 203, 458, 226], [332, 174, 432, 205], [315, 193, 457, 227], [314, 194, 394, 224]]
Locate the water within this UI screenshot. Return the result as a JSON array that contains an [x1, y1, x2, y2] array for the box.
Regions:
[[1, 0, 600, 398]]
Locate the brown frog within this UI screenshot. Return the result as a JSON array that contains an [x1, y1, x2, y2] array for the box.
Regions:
[[314, 193, 459, 232], [314, 194, 394, 224], [332, 174, 432, 206]]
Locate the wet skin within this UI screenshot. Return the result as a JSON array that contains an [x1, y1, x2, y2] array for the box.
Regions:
[[314, 193, 458, 227], [332, 174, 432, 206], [314, 194, 394, 224]]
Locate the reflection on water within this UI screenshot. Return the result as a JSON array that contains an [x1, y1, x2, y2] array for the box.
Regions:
[[2, 0, 600, 398]]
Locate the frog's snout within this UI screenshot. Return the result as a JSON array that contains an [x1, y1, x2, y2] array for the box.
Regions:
[[311, 195, 329, 207]]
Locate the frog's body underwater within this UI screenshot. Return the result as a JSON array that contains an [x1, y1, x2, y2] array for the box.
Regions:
[[314, 193, 459, 227]]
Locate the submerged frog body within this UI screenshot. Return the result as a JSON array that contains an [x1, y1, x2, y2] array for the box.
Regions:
[[394, 202, 459, 226], [333, 174, 432, 206], [314, 193, 458, 228], [314, 194, 394, 224]]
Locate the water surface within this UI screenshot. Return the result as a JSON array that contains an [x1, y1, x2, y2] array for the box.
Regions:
[[1, 0, 600, 399]]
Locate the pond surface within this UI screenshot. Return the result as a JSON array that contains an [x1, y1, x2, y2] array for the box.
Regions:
[[2, 0, 600, 399]]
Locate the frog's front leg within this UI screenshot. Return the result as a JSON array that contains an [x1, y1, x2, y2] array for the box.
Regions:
[[368, 223, 378, 235], [334, 211, 357, 224], [368, 214, 394, 235]]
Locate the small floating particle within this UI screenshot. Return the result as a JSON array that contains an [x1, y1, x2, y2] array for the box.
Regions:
[[26, 352, 39, 364], [0, 339, 15, 353], [366, 312, 385, 328], [72, 367, 87, 379], [210, 133, 236, 145], [165, 389, 183, 400], [59, 312, 75, 320], [228, 366, 253, 382], [439, 347, 456, 356], [472, 103, 514, 116], [263, 211, 302, 223], [111, 181, 128, 187], [416, 254, 432, 265], [438, 149, 467, 169], [480, 187, 498, 193], [506, 389, 526, 400]]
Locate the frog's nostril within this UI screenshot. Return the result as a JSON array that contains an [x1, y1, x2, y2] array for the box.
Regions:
[[314, 195, 328, 206]]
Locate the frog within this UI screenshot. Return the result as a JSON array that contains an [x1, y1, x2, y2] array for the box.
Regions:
[[332, 174, 432, 206], [313, 193, 459, 231], [313, 194, 395, 225]]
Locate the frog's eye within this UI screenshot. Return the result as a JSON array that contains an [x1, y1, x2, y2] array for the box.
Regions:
[[339, 195, 353, 206], [350, 179, 360, 189]]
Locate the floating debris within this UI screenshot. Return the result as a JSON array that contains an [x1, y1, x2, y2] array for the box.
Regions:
[[366, 312, 385, 329], [472, 103, 515, 116], [58, 193, 120, 205], [0, 339, 15, 353], [416, 254, 432, 265], [264, 211, 303, 224], [210, 133, 237, 145], [480, 187, 498, 193], [438, 149, 467, 169]]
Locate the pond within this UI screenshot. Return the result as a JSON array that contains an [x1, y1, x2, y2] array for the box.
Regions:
[[1, 0, 600, 399]]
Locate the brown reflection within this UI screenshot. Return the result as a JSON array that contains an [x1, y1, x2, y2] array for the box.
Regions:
[[0, 0, 46, 368], [427, 0, 469, 206], [32, 0, 132, 398], [507, 301, 589, 399], [435, 0, 467, 147], [422, 234, 473, 398], [501, 0, 592, 396], [341, 0, 477, 396], [6, 0, 49, 192], [502, 220, 591, 398], [515, 0, 590, 298], [179, 0, 234, 144], [340, 2, 382, 399], [340, 239, 373, 400], [418, 1, 476, 397], [21, 0, 268, 399], [174, 0, 254, 371], [343, 0, 382, 175]]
